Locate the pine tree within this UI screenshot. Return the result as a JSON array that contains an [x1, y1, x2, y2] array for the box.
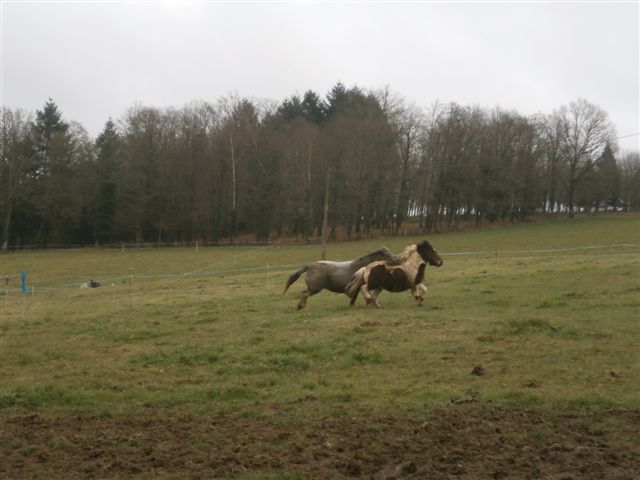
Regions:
[[31, 99, 74, 245], [301, 90, 326, 123], [596, 144, 620, 210], [96, 118, 119, 179], [94, 118, 120, 242], [32, 98, 69, 176]]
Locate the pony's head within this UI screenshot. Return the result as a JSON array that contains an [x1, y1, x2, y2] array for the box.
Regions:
[[417, 240, 443, 267]]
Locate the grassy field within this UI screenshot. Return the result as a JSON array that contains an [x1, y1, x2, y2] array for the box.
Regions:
[[1, 214, 639, 479]]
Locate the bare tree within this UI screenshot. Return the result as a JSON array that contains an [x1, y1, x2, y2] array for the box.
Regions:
[[553, 99, 615, 217], [217, 95, 260, 240], [620, 152, 640, 211], [0, 108, 32, 249], [391, 101, 425, 234]]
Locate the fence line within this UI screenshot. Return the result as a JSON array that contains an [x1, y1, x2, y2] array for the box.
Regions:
[[0, 238, 323, 251], [1, 243, 638, 297], [0, 242, 281, 285], [439, 243, 640, 256]]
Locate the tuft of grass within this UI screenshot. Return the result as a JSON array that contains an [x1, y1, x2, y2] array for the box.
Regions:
[[504, 318, 560, 335], [135, 349, 220, 368], [0, 386, 83, 409], [236, 474, 309, 480], [268, 355, 310, 371], [350, 351, 384, 365], [498, 391, 544, 406], [0, 392, 19, 408], [203, 387, 257, 402]]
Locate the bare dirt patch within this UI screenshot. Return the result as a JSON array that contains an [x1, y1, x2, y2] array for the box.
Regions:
[[2, 405, 638, 479]]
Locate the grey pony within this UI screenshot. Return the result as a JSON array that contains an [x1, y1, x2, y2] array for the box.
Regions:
[[283, 247, 396, 310]]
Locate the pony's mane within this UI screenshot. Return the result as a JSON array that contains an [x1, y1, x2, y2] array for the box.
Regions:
[[397, 244, 418, 263], [355, 248, 388, 263]]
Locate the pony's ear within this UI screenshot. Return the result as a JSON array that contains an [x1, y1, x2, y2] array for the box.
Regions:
[[417, 240, 432, 257]]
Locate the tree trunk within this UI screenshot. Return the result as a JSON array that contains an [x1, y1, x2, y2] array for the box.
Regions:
[[305, 143, 313, 241], [230, 132, 237, 241], [1, 204, 12, 250], [320, 168, 330, 260]]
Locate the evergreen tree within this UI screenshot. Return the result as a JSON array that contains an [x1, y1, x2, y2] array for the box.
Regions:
[[32, 98, 69, 175], [301, 90, 326, 123], [96, 118, 119, 178], [596, 144, 620, 210], [276, 95, 303, 122], [325, 82, 348, 117], [30, 99, 75, 245], [94, 118, 120, 242]]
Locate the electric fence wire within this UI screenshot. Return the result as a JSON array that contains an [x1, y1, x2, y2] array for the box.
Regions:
[[0, 243, 638, 298]]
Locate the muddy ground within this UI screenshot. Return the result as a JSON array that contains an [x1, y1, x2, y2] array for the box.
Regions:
[[2, 405, 639, 479]]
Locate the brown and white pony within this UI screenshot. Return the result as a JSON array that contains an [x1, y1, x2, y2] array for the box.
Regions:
[[346, 240, 443, 308]]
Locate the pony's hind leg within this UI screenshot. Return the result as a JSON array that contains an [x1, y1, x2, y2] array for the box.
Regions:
[[368, 288, 382, 308], [297, 289, 320, 310], [349, 289, 359, 306], [361, 286, 383, 308], [360, 284, 374, 304], [297, 289, 310, 310]]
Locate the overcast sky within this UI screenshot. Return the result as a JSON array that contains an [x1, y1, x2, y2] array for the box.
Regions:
[[1, 1, 638, 152]]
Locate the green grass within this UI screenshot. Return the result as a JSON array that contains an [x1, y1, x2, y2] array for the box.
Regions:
[[0, 213, 639, 417]]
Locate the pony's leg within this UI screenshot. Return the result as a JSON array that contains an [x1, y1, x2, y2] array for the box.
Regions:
[[410, 286, 424, 306], [360, 284, 374, 303], [362, 285, 383, 308], [349, 289, 359, 306], [349, 281, 362, 306], [371, 289, 383, 308], [415, 284, 428, 305], [297, 289, 317, 310], [297, 290, 309, 310], [417, 283, 427, 300]]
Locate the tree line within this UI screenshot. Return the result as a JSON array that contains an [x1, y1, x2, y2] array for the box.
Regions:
[[1, 83, 639, 249]]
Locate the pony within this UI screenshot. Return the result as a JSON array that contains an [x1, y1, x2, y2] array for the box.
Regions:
[[283, 247, 396, 310], [346, 240, 443, 308]]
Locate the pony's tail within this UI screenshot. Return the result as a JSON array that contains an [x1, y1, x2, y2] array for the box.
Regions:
[[283, 265, 308, 294], [345, 267, 366, 298]]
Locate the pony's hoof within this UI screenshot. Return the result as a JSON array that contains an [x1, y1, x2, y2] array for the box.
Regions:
[[296, 305, 304, 311]]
